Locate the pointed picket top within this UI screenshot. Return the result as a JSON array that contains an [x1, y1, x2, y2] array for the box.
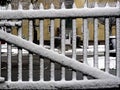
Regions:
[[72, 3, 77, 9], [29, 3, 33, 10], [50, 3, 55, 9], [84, 1, 88, 8], [18, 2, 23, 10], [116, 1, 120, 8], [94, 2, 98, 8], [40, 3, 44, 9], [61, 2, 65, 9], [7, 4, 12, 10], [105, 2, 110, 8]]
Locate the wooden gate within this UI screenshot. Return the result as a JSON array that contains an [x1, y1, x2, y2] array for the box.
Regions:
[[0, 1, 120, 89]]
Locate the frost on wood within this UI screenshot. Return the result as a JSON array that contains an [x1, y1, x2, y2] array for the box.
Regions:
[[0, 2, 119, 89], [0, 30, 119, 81], [0, 80, 120, 89], [0, 5, 119, 19]]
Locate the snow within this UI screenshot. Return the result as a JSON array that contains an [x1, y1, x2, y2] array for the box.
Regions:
[[0, 21, 21, 27], [0, 5, 119, 19], [0, 30, 118, 80], [66, 45, 105, 55], [87, 57, 116, 69], [1, 43, 28, 56], [1, 44, 116, 69], [0, 79, 119, 89], [0, 2, 119, 89]]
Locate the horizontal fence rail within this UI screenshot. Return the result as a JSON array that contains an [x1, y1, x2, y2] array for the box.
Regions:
[[0, 3, 119, 19], [0, 1, 120, 89]]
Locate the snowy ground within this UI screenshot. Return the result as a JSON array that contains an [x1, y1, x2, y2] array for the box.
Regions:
[[65, 45, 105, 56], [1, 44, 116, 69], [1, 43, 28, 56], [87, 56, 116, 69]]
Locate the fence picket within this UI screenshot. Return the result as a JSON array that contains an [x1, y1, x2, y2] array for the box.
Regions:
[[18, 21, 22, 81], [7, 42, 12, 82], [39, 3, 44, 81], [29, 20, 33, 81], [105, 18, 110, 72], [0, 41, 2, 77], [116, 18, 120, 77], [94, 18, 98, 68], [50, 19, 55, 81], [72, 19, 77, 80], [61, 19, 65, 80], [39, 19, 44, 81], [17, 3, 23, 82]]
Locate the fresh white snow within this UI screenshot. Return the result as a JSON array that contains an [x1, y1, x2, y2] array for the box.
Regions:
[[65, 45, 105, 55], [87, 56, 116, 69], [1, 44, 116, 69], [1, 43, 28, 56]]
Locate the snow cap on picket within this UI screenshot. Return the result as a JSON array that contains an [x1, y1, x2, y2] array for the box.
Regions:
[[105, 2, 110, 8], [61, 2, 65, 9], [84, 0, 88, 8], [40, 3, 44, 9], [29, 3, 33, 10], [116, 1, 120, 8], [94, 2, 98, 8], [72, 3, 77, 9], [7, 4, 12, 10], [18, 2, 23, 10], [50, 3, 55, 9]]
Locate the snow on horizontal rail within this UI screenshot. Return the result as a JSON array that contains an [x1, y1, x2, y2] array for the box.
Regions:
[[0, 21, 22, 26], [0, 30, 119, 81], [0, 7, 119, 19], [0, 80, 119, 89]]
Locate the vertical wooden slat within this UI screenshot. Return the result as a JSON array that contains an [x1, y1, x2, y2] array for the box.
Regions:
[[0, 41, 1, 77], [7, 27, 12, 82], [61, 2, 65, 55], [116, 17, 120, 77], [72, 19, 76, 60], [116, 1, 120, 78], [94, 18, 98, 68], [40, 20, 44, 46], [18, 2, 23, 82], [39, 3, 44, 81], [50, 19, 55, 81], [50, 18, 55, 49], [18, 21, 22, 81], [105, 18, 110, 72], [28, 3, 33, 81], [72, 18, 77, 80], [40, 19, 44, 81], [83, 18, 88, 80], [83, 18, 88, 64], [0, 20, 3, 77], [61, 19, 65, 80], [6, 4, 12, 82], [61, 19, 65, 55], [7, 43, 12, 82], [29, 20, 33, 81], [29, 52, 33, 81]]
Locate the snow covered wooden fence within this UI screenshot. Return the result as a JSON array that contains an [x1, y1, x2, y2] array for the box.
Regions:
[[0, 1, 120, 89]]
